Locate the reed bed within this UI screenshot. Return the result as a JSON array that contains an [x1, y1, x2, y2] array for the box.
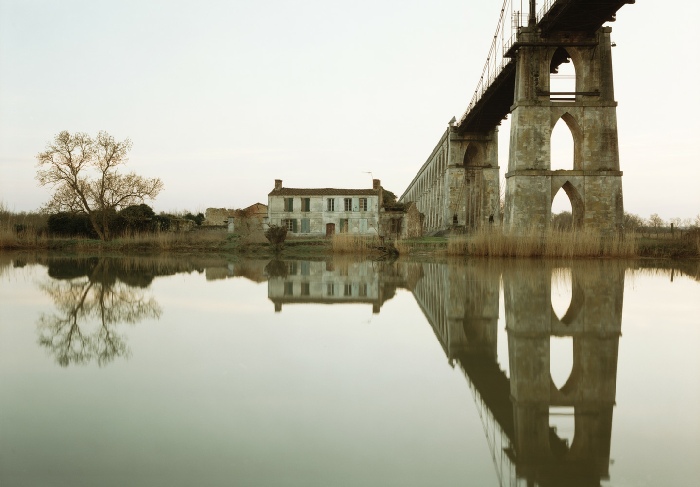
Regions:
[[0, 224, 229, 252], [446, 227, 637, 258], [330, 234, 380, 255]]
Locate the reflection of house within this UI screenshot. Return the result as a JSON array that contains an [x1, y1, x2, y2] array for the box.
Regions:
[[267, 260, 404, 313], [267, 179, 382, 236]]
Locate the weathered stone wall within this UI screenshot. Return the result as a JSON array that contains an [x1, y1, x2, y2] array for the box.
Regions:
[[204, 208, 235, 226]]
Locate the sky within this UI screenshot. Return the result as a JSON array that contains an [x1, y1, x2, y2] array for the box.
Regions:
[[1, 0, 698, 222]]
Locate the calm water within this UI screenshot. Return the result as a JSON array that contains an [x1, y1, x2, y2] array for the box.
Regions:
[[0, 254, 698, 487]]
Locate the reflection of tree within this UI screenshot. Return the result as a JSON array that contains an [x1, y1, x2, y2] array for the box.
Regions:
[[37, 258, 161, 367]]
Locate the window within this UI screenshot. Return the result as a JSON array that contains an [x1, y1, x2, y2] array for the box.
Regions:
[[359, 198, 367, 212], [390, 218, 402, 234], [327, 198, 335, 211], [283, 219, 297, 232], [344, 198, 352, 211], [302, 198, 311, 212], [284, 198, 294, 212], [301, 282, 310, 296], [284, 282, 293, 296], [359, 283, 367, 297], [327, 283, 335, 296], [344, 284, 352, 296]]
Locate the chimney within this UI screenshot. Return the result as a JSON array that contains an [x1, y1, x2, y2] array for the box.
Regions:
[[372, 179, 380, 190], [274, 179, 282, 190]]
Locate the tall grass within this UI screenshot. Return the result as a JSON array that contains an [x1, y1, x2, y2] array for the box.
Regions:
[[331, 234, 380, 255], [0, 225, 228, 252], [446, 227, 637, 258]]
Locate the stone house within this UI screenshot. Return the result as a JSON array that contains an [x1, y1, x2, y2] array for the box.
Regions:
[[379, 202, 424, 239], [267, 179, 383, 237], [204, 203, 268, 233]]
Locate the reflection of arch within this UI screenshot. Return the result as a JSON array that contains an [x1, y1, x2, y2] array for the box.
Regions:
[[551, 181, 584, 228], [550, 278, 584, 326], [550, 336, 574, 391], [551, 112, 583, 170]]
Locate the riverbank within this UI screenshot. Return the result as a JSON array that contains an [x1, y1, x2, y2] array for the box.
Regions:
[[1, 227, 698, 259]]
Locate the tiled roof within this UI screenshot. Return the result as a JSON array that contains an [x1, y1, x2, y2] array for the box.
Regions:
[[268, 188, 380, 196]]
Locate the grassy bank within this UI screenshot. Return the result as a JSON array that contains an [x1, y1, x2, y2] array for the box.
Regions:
[[1, 224, 698, 259], [446, 227, 637, 258]]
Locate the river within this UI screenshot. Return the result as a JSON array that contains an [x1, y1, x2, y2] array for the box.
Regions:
[[0, 254, 698, 487]]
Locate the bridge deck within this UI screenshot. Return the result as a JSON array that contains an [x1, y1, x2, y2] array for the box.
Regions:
[[456, 0, 634, 134]]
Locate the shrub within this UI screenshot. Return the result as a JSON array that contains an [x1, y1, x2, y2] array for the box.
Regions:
[[184, 212, 205, 226], [265, 225, 287, 248], [47, 212, 97, 238]]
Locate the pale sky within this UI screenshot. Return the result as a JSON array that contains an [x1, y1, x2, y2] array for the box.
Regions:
[[1, 0, 698, 221]]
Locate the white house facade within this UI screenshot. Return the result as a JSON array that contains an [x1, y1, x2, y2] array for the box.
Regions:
[[267, 179, 383, 236]]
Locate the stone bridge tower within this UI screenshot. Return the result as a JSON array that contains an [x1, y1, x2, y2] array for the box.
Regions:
[[504, 25, 624, 234]]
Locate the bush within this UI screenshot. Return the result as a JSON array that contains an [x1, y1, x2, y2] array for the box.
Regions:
[[47, 212, 97, 238], [184, 212, 205, 226], [265, 225, 287, 247]]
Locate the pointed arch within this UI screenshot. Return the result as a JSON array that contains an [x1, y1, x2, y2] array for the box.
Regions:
[[463, 142, 484, 167], [549, 47, 580, 101], [550, 112, 583, 170], [551, 181, 584, 228]]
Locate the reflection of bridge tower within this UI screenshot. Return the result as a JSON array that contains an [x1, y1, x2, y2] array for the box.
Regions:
[[504, 261, 623, 485], [411, 259, 623, 486], [411, 260, 500, 361], [504, 23, 624, 233]]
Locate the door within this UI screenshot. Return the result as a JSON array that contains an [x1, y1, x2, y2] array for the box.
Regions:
[[326, 223, 335, 237]]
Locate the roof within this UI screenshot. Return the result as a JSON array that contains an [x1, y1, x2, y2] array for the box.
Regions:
[[268, 188, 380, 197], [242, 202, 268, 211]]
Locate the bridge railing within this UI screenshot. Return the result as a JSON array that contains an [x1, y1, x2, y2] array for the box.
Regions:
[[461, 1, 522, 123], [460, 1, 559, 125], [537, 0, 558, 22]]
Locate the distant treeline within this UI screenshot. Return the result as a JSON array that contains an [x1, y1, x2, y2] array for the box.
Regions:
[[45, 204, 204, 238]]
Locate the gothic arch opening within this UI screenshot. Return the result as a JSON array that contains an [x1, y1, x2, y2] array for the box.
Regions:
[[549, 47, 576, 101], [463, 143, 482, 166], [550, 113, 583, 171], [551, 181, 584, 229], [551, 189, 573, 227]]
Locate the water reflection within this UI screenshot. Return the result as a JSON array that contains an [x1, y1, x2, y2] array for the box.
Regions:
[[5, 252, 696, 485], [267, 258, 625, 486], [413, 260, 625, 487], [37, 257, 162, 366], [265, 258, 409, 313]]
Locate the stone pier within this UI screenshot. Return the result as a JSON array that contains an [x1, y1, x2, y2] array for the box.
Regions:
[[504, 26, 624, 234]]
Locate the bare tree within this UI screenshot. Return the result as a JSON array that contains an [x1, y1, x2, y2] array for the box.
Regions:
[[647, 213, 664, 233], [36, 131, 163, 240]]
